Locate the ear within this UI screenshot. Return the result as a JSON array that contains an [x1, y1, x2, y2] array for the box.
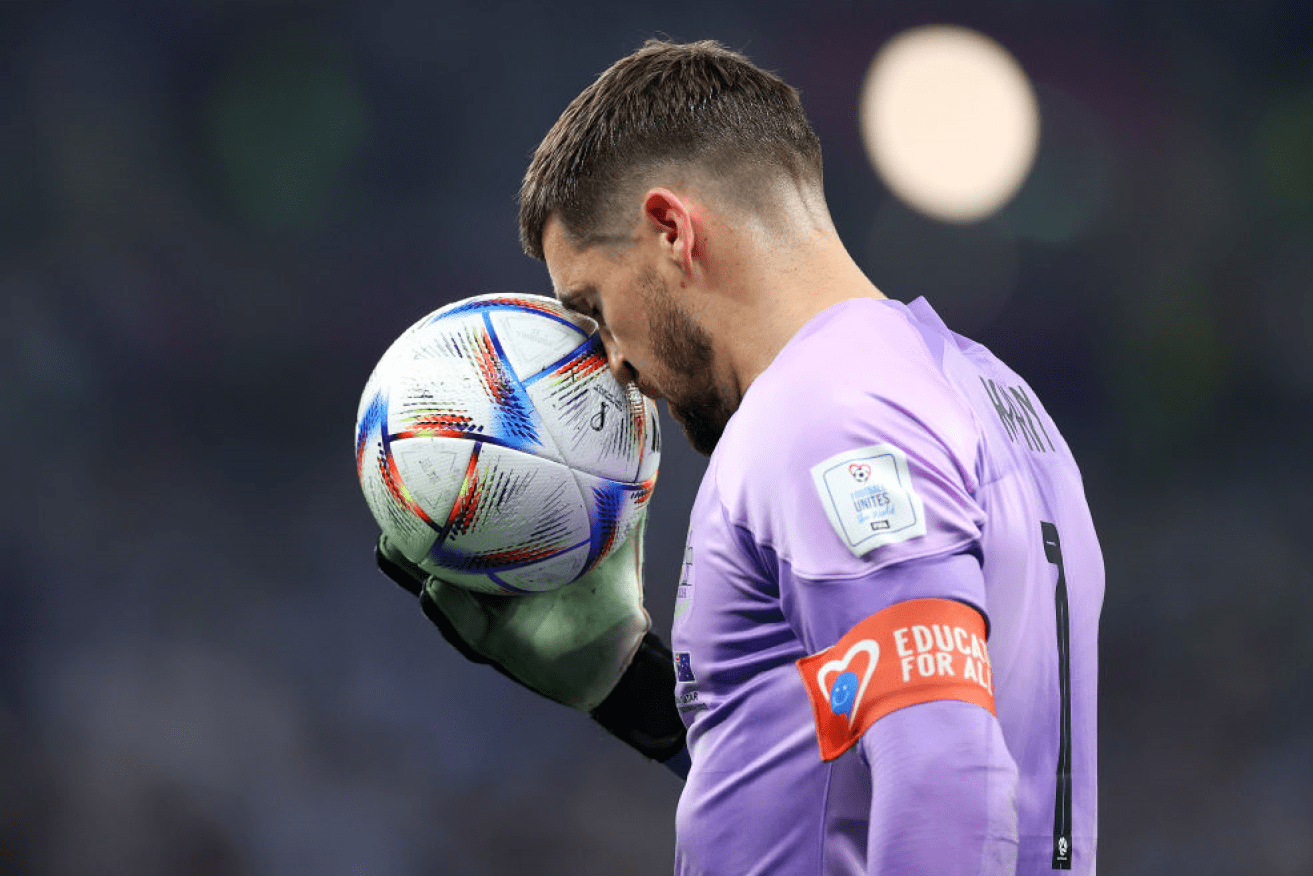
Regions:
[[642, 188, 697, 277]]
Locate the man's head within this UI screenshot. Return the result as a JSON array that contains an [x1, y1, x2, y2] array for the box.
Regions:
[[520, 39, 823, 261], [540, 210, 735, 457], [521, 40, 828, 456]]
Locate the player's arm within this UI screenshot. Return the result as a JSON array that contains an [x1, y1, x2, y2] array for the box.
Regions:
[[794, 552, 1019, 875], [863, 696, 1017, 873], [739, 343, 1024, 870], [375, 513, 690, 776]]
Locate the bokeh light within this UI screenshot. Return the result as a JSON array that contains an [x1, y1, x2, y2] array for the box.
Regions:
[[205, 39, 367, 233], [859, 25, 1039, 223]]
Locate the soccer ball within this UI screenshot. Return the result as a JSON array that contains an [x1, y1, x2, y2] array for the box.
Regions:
[[355, 293, 660, 595]]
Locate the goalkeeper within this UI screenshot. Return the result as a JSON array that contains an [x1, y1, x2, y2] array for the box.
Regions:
[[377, 39, 1103, 876]]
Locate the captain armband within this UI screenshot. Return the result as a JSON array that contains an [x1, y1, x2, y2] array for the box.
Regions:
[[796, 598, 995, 762]]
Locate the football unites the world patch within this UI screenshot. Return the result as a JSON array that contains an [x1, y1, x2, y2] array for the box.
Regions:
[[796, 598, 996, 762], [810, 443, 927, 557]]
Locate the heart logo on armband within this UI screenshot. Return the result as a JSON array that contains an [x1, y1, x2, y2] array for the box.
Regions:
[[815, 640, 879, 726]]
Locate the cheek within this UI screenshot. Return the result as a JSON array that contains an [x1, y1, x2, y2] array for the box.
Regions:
[[606, 303, 648, 358]]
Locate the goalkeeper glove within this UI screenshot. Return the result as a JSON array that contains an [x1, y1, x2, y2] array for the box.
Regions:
[[375, 513, 687, 765]]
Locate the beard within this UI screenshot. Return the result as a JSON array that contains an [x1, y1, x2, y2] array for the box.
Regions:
[[639, 270, 734, 457]]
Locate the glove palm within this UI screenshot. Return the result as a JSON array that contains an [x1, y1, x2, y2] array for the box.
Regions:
[[377, 516, 651, 712]]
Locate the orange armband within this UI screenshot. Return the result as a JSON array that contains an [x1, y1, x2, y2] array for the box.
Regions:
[[796, 598, 996, 762]]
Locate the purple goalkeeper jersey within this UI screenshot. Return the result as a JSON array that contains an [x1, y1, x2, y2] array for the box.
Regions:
[[670, 297, 1102, 875]]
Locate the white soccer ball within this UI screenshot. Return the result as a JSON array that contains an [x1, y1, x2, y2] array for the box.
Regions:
[[355, 293, 660, 595]]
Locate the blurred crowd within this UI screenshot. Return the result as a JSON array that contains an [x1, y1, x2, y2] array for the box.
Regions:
[[1, 2, 1310, 874]]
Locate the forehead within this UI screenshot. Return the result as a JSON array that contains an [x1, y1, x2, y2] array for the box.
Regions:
[[542, 215, 623, 306]]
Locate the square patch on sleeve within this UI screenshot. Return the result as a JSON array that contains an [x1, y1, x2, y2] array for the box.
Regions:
[[810, 443, 926, 558]]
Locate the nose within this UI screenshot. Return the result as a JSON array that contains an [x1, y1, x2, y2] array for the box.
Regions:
[[599, 328, 638, 386]]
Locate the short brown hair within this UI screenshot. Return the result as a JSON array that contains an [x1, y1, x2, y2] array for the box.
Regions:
[[519, 39, 823, 260]]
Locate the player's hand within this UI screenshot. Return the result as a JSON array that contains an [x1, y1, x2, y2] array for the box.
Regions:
[[376, 514, 651, 713]]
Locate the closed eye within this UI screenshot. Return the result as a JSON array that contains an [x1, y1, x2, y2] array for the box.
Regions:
[[559, 286, 598, 315], [559, 289, 604, 329]]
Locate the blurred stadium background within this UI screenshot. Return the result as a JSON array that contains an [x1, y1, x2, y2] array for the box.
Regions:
[[2, 2, 1311, 874]]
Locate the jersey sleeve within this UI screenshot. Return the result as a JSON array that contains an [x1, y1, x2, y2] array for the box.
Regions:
[[860, 700, 1020, 875]]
